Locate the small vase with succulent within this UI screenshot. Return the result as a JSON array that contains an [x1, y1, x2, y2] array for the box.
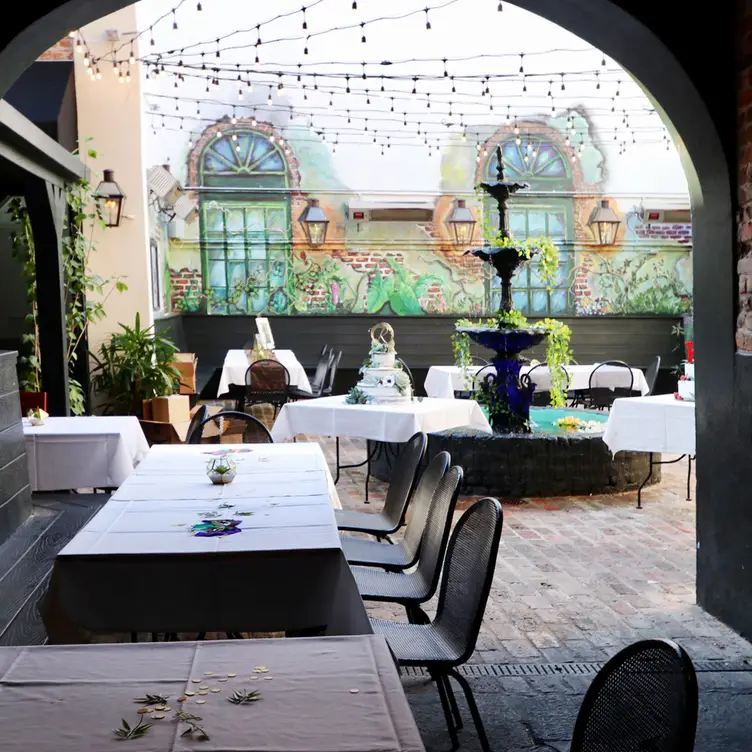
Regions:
[[27, 407, 49, 426], [206, 457, 237, 485]]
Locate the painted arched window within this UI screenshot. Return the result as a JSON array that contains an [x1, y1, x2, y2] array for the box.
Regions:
[[199, 128, 293, 314], [484, 136, 575, 315]]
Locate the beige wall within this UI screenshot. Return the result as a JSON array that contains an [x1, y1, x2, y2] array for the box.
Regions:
[[75, 6, 152, 356]]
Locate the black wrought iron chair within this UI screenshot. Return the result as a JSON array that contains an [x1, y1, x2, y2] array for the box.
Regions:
[[584, 360, 635, 410], [352, 465, 463, 622], [396, 357, 414, 389], [190, 409, 273, 444], [322, 350, 342, 397], [371, 497, 504, 752], [454, 364, 495, 400], [526, 361, 571, 407], [570, 638, 698, 752], [335, 431, 427, 538], [289, 350, 333, 401], [645, 355, 662, 396], [244, 359, 290, 415], [340, 451, 450, 569], [184, 405, 208, 444]]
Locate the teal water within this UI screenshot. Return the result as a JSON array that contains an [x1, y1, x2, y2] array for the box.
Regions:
[[478, 406, 608, 435]]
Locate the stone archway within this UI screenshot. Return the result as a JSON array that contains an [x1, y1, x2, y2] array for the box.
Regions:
[[0, 0, 740, 630]]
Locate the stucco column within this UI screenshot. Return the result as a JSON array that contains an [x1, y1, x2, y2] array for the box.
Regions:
[[74, 5, 153, 358]]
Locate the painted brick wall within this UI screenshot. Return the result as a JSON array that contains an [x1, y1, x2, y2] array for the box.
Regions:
[[738, 0, 752, 351], [38, 38, 74, 61], [634, 223, 692, 245], [170, 267, 202, 310]]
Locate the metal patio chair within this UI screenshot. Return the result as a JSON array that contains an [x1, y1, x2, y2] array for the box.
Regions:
[[526, 361, 572, 407], [351, 465, 463, 623], [645, 355, 662, 396], [190, 409, 273, 444], [570, 638, 698, 752], [371, 497, 504, 752], [340, 451, 450, 569], [184, 404, 208, 444], [244, 358, 290, 415], [289, 349, 333, 400], [322, 350, 342, 396], [584, 360, 635, 410], [335, 431, 427, 538]]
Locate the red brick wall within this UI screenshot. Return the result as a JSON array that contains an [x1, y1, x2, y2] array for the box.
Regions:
[[38, 38, 74, 61], [170, 267, 202, 311], [738, 0, 752, 350]]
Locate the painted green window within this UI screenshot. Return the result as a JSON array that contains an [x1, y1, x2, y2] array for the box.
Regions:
[[199, 129, 293, 314], [485, 137, 575, 315]]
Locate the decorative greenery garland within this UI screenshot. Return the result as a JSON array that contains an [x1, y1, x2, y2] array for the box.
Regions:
[[452, 314, 573, 408]]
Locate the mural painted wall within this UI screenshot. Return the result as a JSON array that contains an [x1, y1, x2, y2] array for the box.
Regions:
[[134, 0, 692, 319]]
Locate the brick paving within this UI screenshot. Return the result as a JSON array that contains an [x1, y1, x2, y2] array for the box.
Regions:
[[311, 434, 751, 665]]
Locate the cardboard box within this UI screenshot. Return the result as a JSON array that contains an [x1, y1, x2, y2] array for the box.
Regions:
[[149, 395, 191, 425], [140, 404, 222, 445], [172, 353, 198, 395]]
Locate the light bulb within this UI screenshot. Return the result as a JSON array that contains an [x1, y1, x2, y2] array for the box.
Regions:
[[232, 133, 238, 141]]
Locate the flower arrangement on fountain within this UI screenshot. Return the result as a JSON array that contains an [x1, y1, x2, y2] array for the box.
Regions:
[[553, 415, 604, 433]]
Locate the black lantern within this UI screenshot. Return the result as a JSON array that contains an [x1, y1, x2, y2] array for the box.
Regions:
[[588, 199, 621, 246], [298, 198, 329, 247], [94, 169, 126, 227], [446, 198, 476, 246]]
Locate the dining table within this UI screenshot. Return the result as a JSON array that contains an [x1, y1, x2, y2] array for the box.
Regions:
[[0, 635, 425, 752], [40, 443, 370, 642], [23, 415, 149, 491]]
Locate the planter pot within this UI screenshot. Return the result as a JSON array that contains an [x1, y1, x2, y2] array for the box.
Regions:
[[208, 469, 236, 485], [20, 391, 47, 415]]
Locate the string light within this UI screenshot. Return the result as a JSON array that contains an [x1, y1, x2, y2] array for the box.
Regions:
[[361, 22, 366, 43], [424, 7, 431, 29], [150, 27, 155, 46], [560, 73, 566, 91], [172, 9, 178, 30], [231, 107, 237, 125], [302, 6, 308, 29], [519, 53, 524, 74], [268, 86, 273, 104]]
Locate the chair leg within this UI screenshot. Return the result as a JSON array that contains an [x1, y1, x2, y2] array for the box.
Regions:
[[441, 674, 464, 730], [130, 632, 138, 643], [431, 670, 460, 750], [448, 668, 491, 752], [406, 604, 430, 625]]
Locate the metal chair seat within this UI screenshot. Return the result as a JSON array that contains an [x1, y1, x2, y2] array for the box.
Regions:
[[352, 565, 432, 603], [340, 535, 416, 569], [371, 619, 462, 664], [335, 509, 395, 535]]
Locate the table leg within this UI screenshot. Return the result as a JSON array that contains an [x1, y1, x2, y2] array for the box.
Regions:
[[637, 453, 654, 510], [334, 438, 341, 485], [338, 440, 381, 500], [687, 455, 695, 501]]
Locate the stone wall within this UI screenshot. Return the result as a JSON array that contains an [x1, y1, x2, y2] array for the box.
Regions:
[[738, 2, 752, 351]]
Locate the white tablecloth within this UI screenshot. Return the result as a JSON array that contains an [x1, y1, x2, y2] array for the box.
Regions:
[[271, 395, 492, 443], [41, 443, 369, 640], [217, 349, 311, 397], [424, 363, 650, 398], [23, 416, 149, 491], [602, 394, 696, 455]]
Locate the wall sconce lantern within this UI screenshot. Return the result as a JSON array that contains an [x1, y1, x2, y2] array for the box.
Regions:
[[588, 199, 621, 246], [94, 169, 126, 227], [298, 198, 329, 247], [446, 199, 476, 246]]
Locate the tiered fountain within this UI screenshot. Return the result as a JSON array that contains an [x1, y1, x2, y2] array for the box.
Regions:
[[458, 146, 547, 433]]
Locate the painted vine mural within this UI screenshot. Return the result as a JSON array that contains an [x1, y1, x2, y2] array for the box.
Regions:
[[162, 113, 692, 318]]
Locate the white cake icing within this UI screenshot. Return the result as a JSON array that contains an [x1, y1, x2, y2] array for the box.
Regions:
[[677, 362, 695, 402], [355, 322, 412, 403]]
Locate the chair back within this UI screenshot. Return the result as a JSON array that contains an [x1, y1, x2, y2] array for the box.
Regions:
[[433, 497, 503, 664], [455, 365, 495, 400], [402, 451, 450, 558], [413, 465, 463, 599], [193, 410, 273, 444], [469, 355, 490, 367], [381, 432, 428, 528], [645, 355, 661, 396], [185, 405, 208, 444], [588, 360, 635, 408], [570, 638, 698, 752], [526, 361, 571, 406], [246, 359, 290, 391], [310, 351, 334, 395], [322, 350, 342, 396], [396, 358, 414, 388]]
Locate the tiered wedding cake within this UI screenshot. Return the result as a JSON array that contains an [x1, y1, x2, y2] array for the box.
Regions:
[[677, 361, 695, 402], [356, 322, 412, 403]]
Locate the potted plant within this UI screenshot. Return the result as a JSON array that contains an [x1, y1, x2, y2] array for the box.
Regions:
[[90, 313, 181, 416], [206, 457, 237, 485]]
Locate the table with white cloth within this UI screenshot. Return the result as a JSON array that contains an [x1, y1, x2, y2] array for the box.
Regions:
[[424, 363, 650, 399], [40, 443, 370, 642], [271, 395, 491, 499], [217, 349, 311, 397], [23, 416, 149, 491], [0, 636, 425, 752], [603, 394, 696, 507]]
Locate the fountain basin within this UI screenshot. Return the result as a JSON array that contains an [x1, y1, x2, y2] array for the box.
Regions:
[[457, 327, 546, 357], [370, 408, 659, 498]]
